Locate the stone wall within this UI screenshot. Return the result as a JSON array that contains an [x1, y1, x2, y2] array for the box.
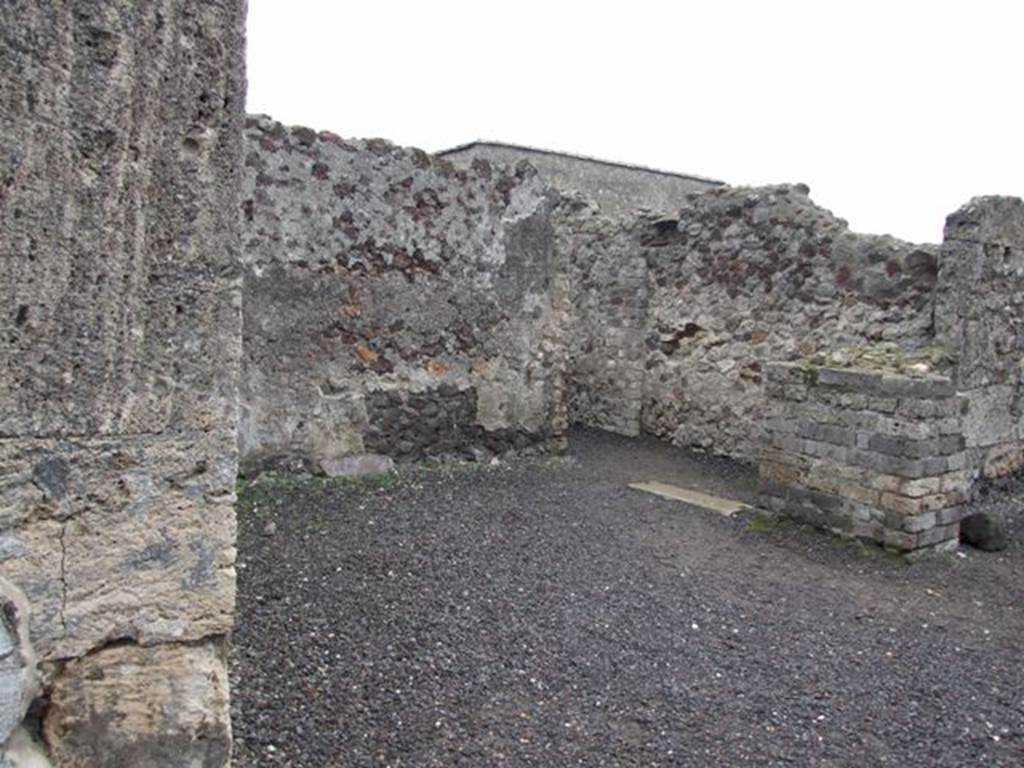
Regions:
[[558, 196, 649, 436], [0, 2, 245, 764], [759, 362, 971, 551], [439, 142, 724, 218], [240, 117, 571, 474], [565, 184, 939, 461], [936, 197, 1024, 480]]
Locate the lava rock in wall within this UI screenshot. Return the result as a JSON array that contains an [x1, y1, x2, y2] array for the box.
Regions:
[[239, 117, 571, 473]]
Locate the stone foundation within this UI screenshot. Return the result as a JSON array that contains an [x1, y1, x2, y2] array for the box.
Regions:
[[760, 362, 971, 551]]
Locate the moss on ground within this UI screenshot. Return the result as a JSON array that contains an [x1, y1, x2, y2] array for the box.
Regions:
[[236, 471, 400, 515]]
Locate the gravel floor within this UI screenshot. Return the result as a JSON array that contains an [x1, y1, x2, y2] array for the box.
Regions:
[[231, 428, 1024, 767]]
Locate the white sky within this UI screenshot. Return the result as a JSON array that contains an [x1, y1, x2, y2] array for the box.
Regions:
[[247, 1, 1023, 243]]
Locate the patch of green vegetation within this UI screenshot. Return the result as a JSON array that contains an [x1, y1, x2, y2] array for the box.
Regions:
[[799, 366, 820, 387], [414, 456, 448, 473], [745, 513, 791, 533], [902, 543, 959, 565], [539, 453, 574, 469], [236, 470, 400, 512]]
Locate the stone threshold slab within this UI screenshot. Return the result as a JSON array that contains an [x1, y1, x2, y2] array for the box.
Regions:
[[628, 481, 751, 517]]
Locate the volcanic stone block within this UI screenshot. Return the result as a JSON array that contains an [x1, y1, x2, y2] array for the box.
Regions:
[[0, 434, 237, 662], [960, 511, 1008, 552], [43, 640, 232, 768]]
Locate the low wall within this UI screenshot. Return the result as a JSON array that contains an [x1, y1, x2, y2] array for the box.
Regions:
[[565, 185, 939, 461], [240, 117, 570, 474], [760, 363, 970, 551]]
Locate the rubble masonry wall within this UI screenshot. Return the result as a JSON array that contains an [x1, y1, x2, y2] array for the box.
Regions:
[[936, 197, 1024, 480], [239, 117, 571, 474], [564, 184, 939, 461]]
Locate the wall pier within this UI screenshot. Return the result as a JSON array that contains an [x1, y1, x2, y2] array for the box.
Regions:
[[760, 362, 971, 551], [0, 2, 246, 764]]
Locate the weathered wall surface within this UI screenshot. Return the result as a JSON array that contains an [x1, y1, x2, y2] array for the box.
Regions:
[[566, 184, 939, 461], [936, 197, 1024, 480], [240, 118, 570, 473], [558, 196, 648, 435], [0, 2, 245, 764], [439, 142, 724, 217]]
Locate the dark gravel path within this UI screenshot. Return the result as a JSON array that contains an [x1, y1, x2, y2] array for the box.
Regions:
[[231, 428, 1024, 767]]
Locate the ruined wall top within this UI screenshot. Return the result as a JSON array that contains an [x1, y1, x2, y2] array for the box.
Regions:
[[944, 196, 1024, 248]]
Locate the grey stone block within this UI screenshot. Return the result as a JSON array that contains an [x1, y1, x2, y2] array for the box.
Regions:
[[817, 367, 883, 392], [320, 454, 396, 478], [868, 397, 899, 414], [878, 375, 954, 399], [764, 417, 799, 436], [883, 528, 918, 551], [768, 433, 808, 455], [896, 398, 953, 420], [917, 522, 962, 548], [798, 421, 855, 447], [919, 456, 953, 476], [902, 512, 937, 533], [764, 362, 808, 385], [802, 439, 848, 463], [935, 505, 968, 525], [866, 433, 912, 458], [846, 448, 927, 479], [866, 433, 966, 460]]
